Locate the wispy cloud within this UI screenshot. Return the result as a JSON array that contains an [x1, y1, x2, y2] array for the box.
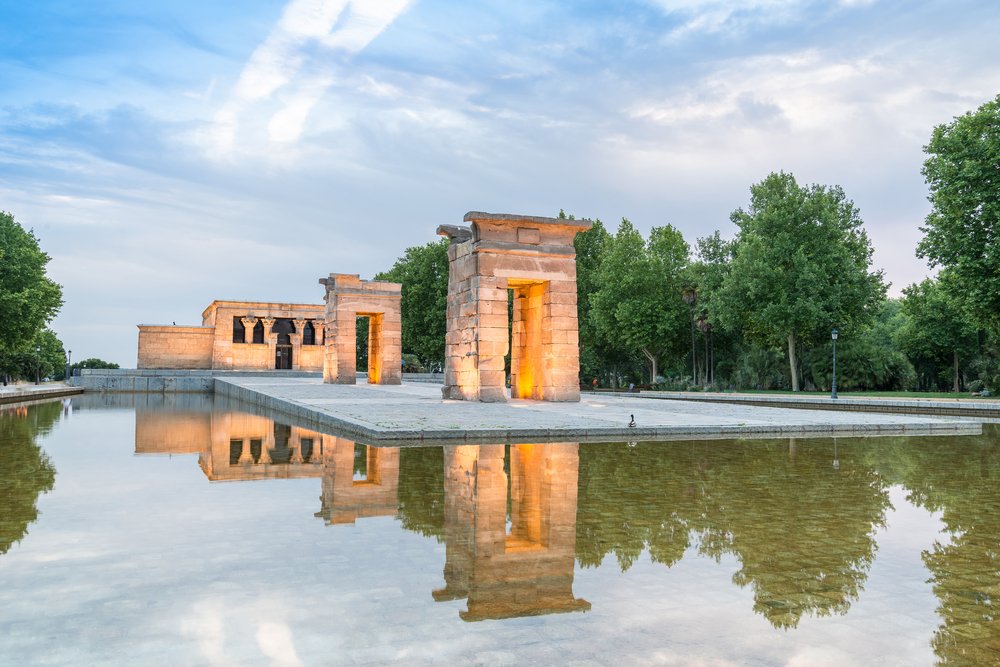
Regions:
[[208, 0, 413, 154]]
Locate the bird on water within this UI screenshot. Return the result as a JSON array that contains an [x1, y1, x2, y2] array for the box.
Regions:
[[628, 414, 636, 428]]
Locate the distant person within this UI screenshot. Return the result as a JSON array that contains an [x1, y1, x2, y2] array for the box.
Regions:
[[591, 377, 598, 390]]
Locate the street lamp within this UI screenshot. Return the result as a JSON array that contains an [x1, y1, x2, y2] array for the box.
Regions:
[[831, 328, 839, 400], [35, 344, 41, 385], [65, 349, 72, 383]]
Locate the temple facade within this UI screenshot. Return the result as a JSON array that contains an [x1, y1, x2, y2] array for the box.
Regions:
[[137, 300, 326, 371]]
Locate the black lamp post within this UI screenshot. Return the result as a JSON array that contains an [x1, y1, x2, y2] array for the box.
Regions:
[[65, 349, 72, 383], [35, 344, 41, 385], [831, 328, 839, 400]]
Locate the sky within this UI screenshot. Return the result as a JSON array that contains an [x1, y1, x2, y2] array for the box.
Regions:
[[1, 0, 998, 366]]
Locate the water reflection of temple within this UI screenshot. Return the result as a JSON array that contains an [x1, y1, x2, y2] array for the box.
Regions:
[[316, 438, 398, 525], [434, 444, 590, 621], [134, 407, 397, 523]]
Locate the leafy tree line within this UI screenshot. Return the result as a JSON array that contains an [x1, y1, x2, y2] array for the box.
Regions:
[[376, 93, 998, 393], [0, 211, 63, 384], [0, 212, 120, 383]]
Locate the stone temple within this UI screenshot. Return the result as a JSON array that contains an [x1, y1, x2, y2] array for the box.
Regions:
[[438, 212, 592, 402], [137, 300, 326, 371]]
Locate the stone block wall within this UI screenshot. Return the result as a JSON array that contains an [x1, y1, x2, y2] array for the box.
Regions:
[[439, 212, 591, 403], [137, 326, 214, 369], [136, 301, 325, 371], [319, 274, 402, 385], [203, 301, 325, 372]]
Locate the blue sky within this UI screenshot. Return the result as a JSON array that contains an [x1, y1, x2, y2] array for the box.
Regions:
[[1, 0, 998, 365]]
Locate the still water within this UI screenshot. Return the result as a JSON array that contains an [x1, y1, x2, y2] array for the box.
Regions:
[[2, 394, 999, 666]]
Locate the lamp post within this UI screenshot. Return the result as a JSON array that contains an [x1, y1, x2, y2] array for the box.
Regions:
[[35, 344, 41, 385], [65, 349, 72, 383], [831, 328, 839, 400]]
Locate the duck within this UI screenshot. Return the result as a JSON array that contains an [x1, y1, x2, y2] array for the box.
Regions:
[[628, 414, 636, 428]]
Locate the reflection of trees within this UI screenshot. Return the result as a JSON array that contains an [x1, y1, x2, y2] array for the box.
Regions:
[[1, 402, 60, 555], [577, 439, 891, 628], [865, 428, 1000, 666], [396, 446, 445, 540], [699, 439, 890, 629]]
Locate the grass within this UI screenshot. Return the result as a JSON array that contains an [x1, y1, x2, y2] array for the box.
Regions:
[[715, 389, 989, 399]]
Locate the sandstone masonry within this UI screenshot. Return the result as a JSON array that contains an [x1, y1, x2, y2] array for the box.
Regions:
[[438, 212, 592, 402], [319, 274, 403, 385]]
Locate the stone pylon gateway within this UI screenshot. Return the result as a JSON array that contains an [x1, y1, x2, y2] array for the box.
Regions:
[[438, 212, 592, 402], [319, 273, 402, 385]]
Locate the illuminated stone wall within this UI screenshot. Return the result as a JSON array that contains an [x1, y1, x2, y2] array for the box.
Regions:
[[319, 274, 402, 385], [439, 212, 592, 402]]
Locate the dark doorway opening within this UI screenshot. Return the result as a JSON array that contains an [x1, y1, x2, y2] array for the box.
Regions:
[[272, 318, 295, 369]]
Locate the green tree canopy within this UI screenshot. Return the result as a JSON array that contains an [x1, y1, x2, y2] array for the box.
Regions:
[[899, 276, 978, 392], [0, 212, 63, 358], [713, 172, 887, 391], [917, 93, 1000, 333], [376, 239, 450, 369], [589, 219, 690, 383]]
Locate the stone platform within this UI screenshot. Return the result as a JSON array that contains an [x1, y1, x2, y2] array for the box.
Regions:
[[214, 376, 983, 445]]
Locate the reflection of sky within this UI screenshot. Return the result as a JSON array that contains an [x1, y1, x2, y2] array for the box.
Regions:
[[0, 407, 946, 665]]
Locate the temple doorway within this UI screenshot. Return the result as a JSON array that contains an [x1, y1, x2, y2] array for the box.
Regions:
[[273, 318, 295, 369]]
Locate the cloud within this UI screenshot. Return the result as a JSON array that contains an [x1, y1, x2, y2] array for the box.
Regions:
[[649, 0, 807, 38], [209, 0, 413, 154]]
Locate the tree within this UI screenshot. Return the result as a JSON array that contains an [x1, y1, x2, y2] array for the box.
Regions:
[[376, 239, 449, 370], [899, 276, 978, 391], [68, 358, 120, 377], [917, 94, 1000, 333], [589, 219, 690, 383], [714, 172, 887, 391], [0, 212, 63, 360]]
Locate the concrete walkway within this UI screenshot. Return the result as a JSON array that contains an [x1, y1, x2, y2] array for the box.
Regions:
[[215, 376, 983, 444], [0, 382, 83, 406], [612, 390, 1000, 418]]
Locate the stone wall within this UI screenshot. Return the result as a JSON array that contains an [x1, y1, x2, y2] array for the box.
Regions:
[[319, 274, 403, 385], [137, 325, 214, 369], [439, 212, 591, 403], [203, 301, 325, 372]]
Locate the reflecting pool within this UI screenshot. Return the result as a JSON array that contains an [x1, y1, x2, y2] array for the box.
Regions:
[[2, 394, 999, 665]]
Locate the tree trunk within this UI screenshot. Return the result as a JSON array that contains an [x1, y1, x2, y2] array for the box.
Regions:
[[642, 348, 657, 384], [953, 349, 960, 393], [787, 333, 800, 392]]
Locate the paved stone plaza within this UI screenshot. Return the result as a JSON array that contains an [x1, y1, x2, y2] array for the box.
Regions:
[[215, 376, 983, 443]]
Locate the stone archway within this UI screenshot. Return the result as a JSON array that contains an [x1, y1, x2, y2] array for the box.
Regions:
[[438, 212, 592, 402], [319, 273, 402, 385]]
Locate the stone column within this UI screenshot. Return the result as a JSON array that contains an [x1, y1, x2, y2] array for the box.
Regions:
[[312, 319, 325, 346], [262, 317, 276, 367], [241, 317, 258, 344]]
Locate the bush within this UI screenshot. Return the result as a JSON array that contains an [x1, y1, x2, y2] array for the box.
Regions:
[[401, 353, 425, 373]]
